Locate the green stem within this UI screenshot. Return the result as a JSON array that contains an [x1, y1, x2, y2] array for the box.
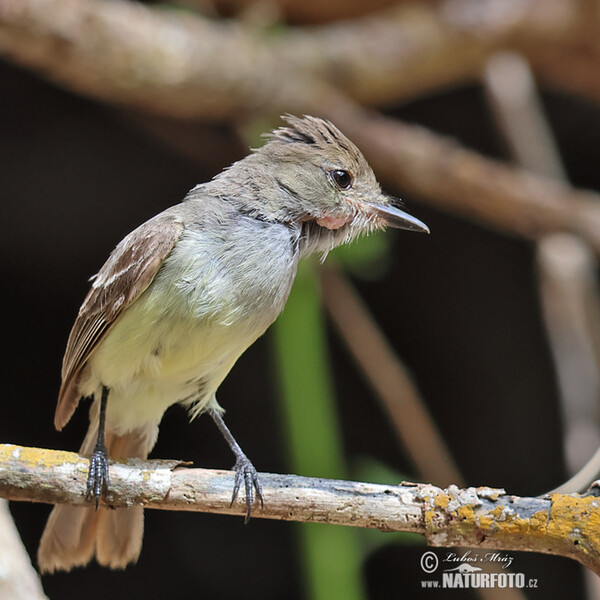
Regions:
[[272, 261, 366, 600]]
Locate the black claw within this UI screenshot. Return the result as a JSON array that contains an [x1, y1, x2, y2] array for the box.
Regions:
[[231, 454, 263, 524], [86, 443, 110, 509]]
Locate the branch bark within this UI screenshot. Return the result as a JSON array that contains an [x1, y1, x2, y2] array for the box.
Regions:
[[2, 444, 600, 575]]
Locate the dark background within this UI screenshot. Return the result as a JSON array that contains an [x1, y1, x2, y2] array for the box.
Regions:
[[1, 53, 596, 598]]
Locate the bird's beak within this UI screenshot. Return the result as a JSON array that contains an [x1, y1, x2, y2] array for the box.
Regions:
[[370, 203, 430, 234]]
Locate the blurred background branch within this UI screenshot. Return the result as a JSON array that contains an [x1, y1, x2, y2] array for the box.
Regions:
[[483, 49, 600, 598], [5, 0, 600, 114]]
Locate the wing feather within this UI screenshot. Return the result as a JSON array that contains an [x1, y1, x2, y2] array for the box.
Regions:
[[55, 211, 185, 430]]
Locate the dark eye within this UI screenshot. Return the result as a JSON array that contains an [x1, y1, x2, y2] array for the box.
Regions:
[[331, 170, 353, 190]]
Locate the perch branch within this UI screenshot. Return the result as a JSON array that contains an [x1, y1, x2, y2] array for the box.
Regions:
[[2, 444, 600, 575]]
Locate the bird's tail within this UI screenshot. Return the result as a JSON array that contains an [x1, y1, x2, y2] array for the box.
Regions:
[[38, 416, 158, 573]]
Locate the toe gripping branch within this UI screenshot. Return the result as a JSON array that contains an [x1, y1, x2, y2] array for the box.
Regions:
[[209, 409, 264, 523], [84, 397, 263, 519]]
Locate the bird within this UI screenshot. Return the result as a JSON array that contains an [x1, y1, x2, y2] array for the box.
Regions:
[[37, 114, 429, 573]]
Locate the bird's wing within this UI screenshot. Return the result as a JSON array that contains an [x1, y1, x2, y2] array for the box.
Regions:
[[55, 211, 185, 430]]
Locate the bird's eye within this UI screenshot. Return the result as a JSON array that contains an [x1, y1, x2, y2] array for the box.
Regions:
[[331, 170, 353, 190]]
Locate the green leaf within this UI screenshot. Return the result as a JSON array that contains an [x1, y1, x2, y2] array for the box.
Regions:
[[329, 231, 393, 280]]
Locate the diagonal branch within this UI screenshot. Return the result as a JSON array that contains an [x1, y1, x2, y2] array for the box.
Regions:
[[320, 264, 464, 488], [2, 444, 600, 575]]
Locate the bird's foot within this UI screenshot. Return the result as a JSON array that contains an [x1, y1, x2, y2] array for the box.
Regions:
[[86, 443, 110, 509], [231, 453, 264, 524]]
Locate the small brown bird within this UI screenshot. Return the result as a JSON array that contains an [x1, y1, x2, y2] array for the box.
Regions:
[[38, 115, 428, 573]]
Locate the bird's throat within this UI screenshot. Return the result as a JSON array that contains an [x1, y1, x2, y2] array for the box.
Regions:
[[315, 215, 351, 230]]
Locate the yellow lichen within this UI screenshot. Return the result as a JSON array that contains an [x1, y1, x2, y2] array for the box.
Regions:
[[0, 444, 82, 469]]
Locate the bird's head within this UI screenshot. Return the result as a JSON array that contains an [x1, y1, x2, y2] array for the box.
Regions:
[[212, 115, 428, 255]]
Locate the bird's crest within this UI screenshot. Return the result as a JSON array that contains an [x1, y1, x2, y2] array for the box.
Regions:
[[266, 114, 356, 155]]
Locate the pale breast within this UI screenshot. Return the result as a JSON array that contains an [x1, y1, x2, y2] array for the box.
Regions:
[[79, 213, 300, 430]]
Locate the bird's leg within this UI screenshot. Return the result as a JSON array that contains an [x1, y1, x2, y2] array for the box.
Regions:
[[86, 385, 110, 509], [209, 409, 263, 523]]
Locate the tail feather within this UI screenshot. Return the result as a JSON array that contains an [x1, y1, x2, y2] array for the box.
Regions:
[[38, 414, 158, 573], [94, 426, 157, 569], [37, 505, 99, 573], [95, 506, 144, 568]]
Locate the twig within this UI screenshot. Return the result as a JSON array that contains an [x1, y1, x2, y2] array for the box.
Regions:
[[320, 265, 464, 488], [538, 235, 600, 475], [483, 50, 600, 598], [278, 0, 588, 106], [320, 266, 526, 600], [484, 52, 567, 181], [483, 51, 600, 485], [2, 444, 600, 575]]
